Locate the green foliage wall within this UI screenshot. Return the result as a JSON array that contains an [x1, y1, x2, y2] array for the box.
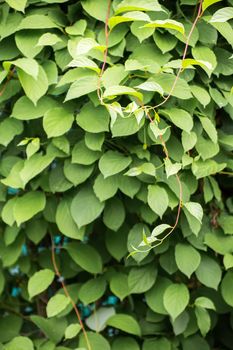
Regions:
[[0, 0, 233, 349]]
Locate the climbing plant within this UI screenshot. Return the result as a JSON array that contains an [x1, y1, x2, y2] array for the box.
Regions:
[[0, 0, 233, 349]]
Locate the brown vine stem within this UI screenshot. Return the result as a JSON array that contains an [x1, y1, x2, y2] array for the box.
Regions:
[[50, 236, 92, 350], [0, 67, 15, 97], [153, 0, 203, 109], [97, 0, 112, 103]]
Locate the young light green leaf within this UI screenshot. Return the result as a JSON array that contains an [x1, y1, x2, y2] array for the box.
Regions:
[[202, 0, 222, 12], [47, 294, 70, 318], [143, 19, 185, 35], [164, 159, 182, 178], [65, 324, 82, 339], [68, 57, 100, 73], [5, 0, 27, 12], [109, 11, 150, 30], [184, 202, 203, 223], [37, 33, 62, 46], [28, 269, 55, 298], [194, 297, 215, 310], [115, 0, 164, 14], [103, 85, 143, 101], [4, 58, 39, 79], [4, 337, 34, 350], [210, 7, 233, 22]]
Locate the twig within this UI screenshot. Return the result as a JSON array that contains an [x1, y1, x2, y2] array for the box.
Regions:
[[50, 236, 92, 350], [153, 0, 203, 109]]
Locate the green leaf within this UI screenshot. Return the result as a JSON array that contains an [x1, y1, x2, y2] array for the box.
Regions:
[[66, 242, 102, 274], [192, 46, 217, 76], [19, 153, 54, 187], [145, 276, 171, 314], [15, 31, 43, 58], [191, 85, 211, 108], [0, 118, 23, 147], [79, 277, 106, 305], [65, 324, 82, 339], [28, 269, 55, 298], [5, 337, 33, 350], [110, 273, 129, 300], [79, 332, 110, 350], [152, 73, 192, 99], [94, 174, 118, 201], [30, 315, 67, 343], [64, 161, 94, 187], [221, 271, 233, 307], [103, 197, 125, 231], [11, 96, 59, 120], [4, 58, 39, 79], [72, 140, 101, 165], [195, 306, 211, 337], [71, 187, 104, 227], [223, 253, 233, 269], [13, 191, 46, 226], [136, 81, 163, 94], [47, 294, 70, 318], [148, 185, 169, 219], [68, 57, 101, 73], [143, 338, 171, 350], [56, 198, 85, 240], [81, 0, 113, 22], [199, 116, 218, 144], [65, 19, 87, 35], [195, 297, 215, 310], [5, 0, 27, 12], [112, 337, 140, 350], [106, 314, 141, 336], [175, 244, 201, 278], [103, 85, 143, 101], [161, 108, 193, 133], [37, 33, 62, 46], [115, 0, 163, 14], [17, 65, 48, 105], [99, 151, 132, 178], [202, 0, 222, 12], [210, 7, 233, 22], [65, 73, 98, 101], [184, 202, 203, 223], [128, 265, 157, 294], [144, 19, 185, 35], [196, 255, 222, 290], [163, 283, 189, 320], [192, 159, 226, 179], [76, 102, 109, 133], [17, 14, 60, 30], [43, 107, 74, 138], [109, 11, 150, 30], [164, 159, 182, 178]]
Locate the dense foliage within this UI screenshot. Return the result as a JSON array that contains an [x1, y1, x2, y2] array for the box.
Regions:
[[0, 0, 233, 349]]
